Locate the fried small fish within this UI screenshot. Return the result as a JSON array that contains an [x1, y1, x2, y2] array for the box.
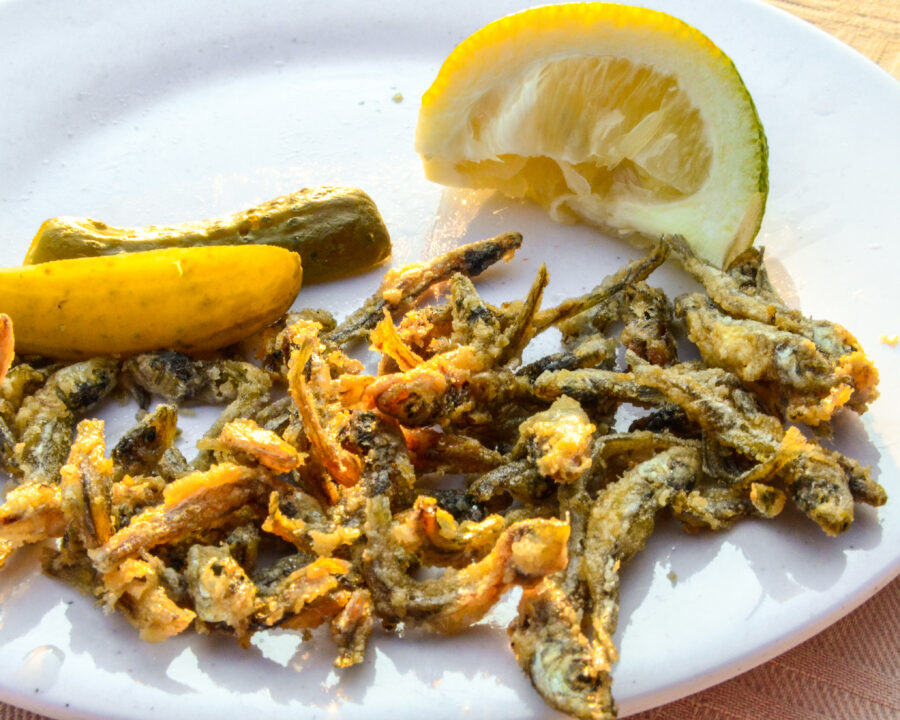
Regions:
[[14, 358, 118, 484], [510, 579, 616, 720], [666, 234, 879, 424], [0, 482, 65, 567], [363, 495, 569, 634], [89, 463, 268, 573], [112, 404, 178, 479], [326, 232, 523, 346]]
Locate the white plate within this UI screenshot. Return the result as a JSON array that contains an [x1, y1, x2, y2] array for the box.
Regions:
[[1, 1, 899, 718]]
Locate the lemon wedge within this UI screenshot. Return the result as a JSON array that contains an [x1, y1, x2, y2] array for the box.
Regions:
[[415, 3, 768, 267]]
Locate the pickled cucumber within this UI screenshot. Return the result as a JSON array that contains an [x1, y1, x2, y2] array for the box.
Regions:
[[23, 186, 391, 284]]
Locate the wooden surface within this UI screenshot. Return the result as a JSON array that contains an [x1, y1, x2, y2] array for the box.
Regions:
[[767, 0, 900, 78], [1, 2, 899, 720]]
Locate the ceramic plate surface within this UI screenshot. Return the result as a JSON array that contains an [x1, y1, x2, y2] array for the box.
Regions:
[[1, 1, 899, 718]]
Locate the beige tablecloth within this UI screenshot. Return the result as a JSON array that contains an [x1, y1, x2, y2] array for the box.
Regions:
[[2, 2, 899, 719]]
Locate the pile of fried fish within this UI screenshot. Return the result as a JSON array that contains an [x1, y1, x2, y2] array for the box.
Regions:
[[0, 233, 884, 719]]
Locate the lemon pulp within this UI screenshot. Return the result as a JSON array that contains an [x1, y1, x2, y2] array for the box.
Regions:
[[415, 3, 768, 267]]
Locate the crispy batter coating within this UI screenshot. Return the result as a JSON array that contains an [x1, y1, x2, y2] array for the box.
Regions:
[[339, 410, 417, 503], [585, 446, 700, 663], [396, 303, 455, 358], [255, 556, 351, 630], [363, 495, 569, 633], [517, 396, 595, 484], [370, 310, 426, 371], [59, 419, 115, 553], [98, 553, 195, 642], [628, 361, 868, 535], [285, 320, 361, 489], [510, 579, 616, 720], [112, 404, 178, 479], [535, 245, 668, 335], [125, 354, 273, 469], [262, 489, 361, 557], [666, 234, 879, 423], [678, 293, 857, 425], [391, 495, 505, 568], [331, 587, 374, 668], [467, 459, 552, 505], [325, 232, 523, 346], [218, 418, 304, 474], [450, 272, 504, 356], [89, 463, 267, 572], [125, 351, 208, 403], [620, 283, 677, 367], [185, 543, 257, 637], [672, 484, 786, 531], [0, 482, 65, 566], [403, 428, 503, 474], [365, 346, 487, 427], [0, 363, 54, 426], [14, 358, 118, 484], [517, 336, 617, 382], [196, 360, 273, 469]]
